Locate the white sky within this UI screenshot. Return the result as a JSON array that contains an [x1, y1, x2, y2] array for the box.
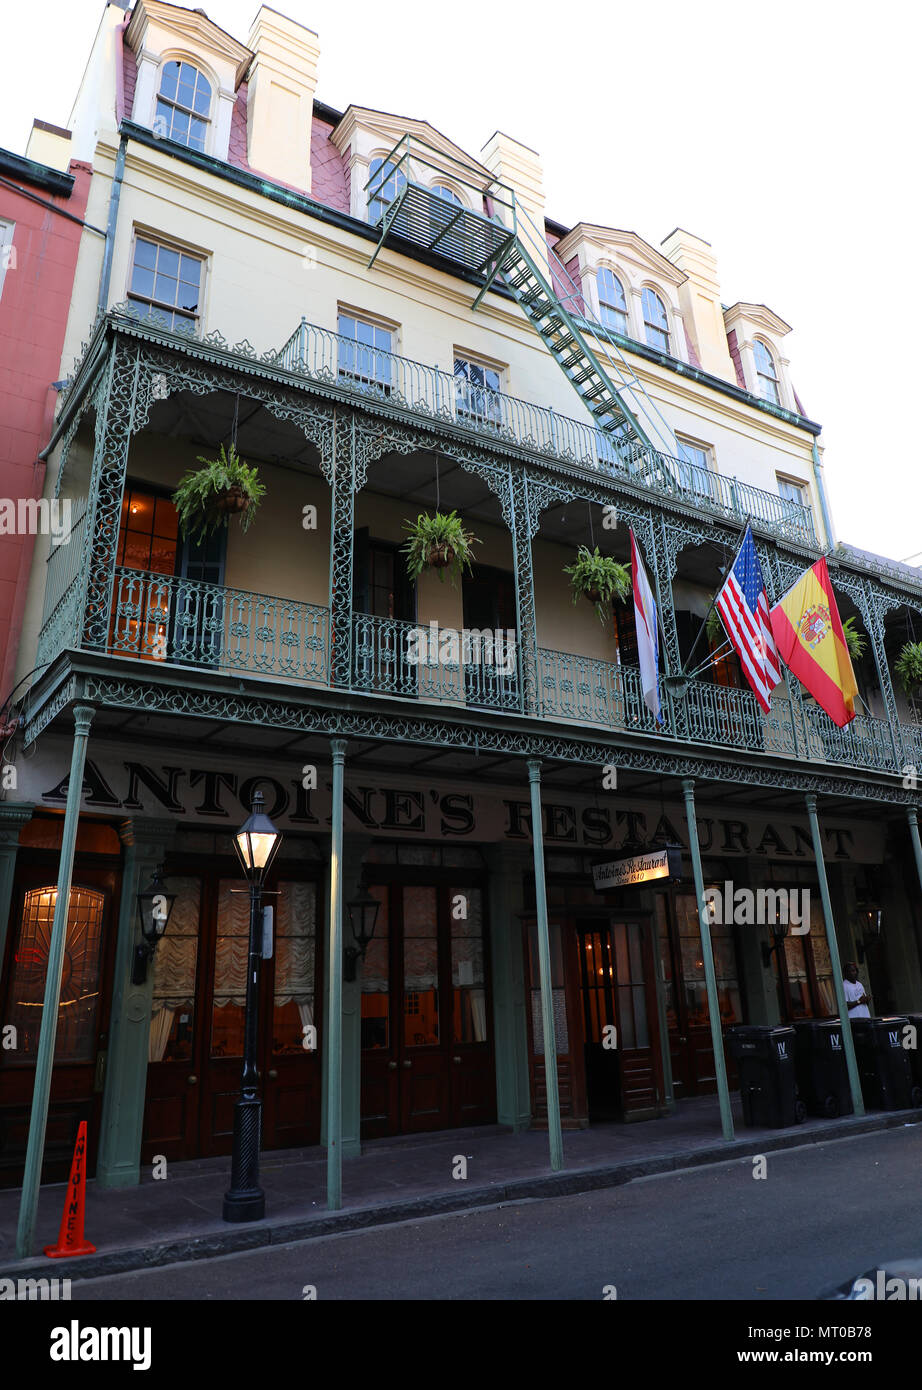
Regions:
[[3, 0, 920, 565]]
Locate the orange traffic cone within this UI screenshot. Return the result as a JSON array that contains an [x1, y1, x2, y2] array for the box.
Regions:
[[44, 1120, 96, 1258]]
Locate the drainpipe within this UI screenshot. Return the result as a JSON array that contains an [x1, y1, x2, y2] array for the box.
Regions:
[[97, 129, 128, 315], [811, 440, 836, 552]]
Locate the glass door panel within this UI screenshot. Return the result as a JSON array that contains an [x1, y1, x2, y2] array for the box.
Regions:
[[403, 885, 439, 1047], [148, 876, 200, 1063], [6, 885, 106, 1061], [211, 879, 249, 1058], [450, 886, 487, 1043], [272, 881, 316, 1054], [361, 884, 390, 1050]]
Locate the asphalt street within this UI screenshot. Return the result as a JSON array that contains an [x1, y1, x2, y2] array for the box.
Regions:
[[66, 1123, 922, 1301]]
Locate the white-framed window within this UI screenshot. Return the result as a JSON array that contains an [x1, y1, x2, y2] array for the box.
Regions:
[[754, 339, 781, 404], [337, 309, 395, 391], [597, 268, 628, 335], [128, 233, 204, 332], [0, 219, 15, 302], [367, 157, 406, 224], [432, 184, 463, 206], [777, 475, 808, 511], [155, 60, 212, 151], [453, 353, 504, 426], [676, 437, 713, 487], [641, 287, 670, 353]]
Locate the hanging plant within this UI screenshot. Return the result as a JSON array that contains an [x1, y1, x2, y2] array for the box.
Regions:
[[563, 545, 631, 622], [706, 607, 724, 644], [402, 510, 480, 587], [841, 616, 867, 662], [895, 641, 922, 697], [172, 444, 266, 544]]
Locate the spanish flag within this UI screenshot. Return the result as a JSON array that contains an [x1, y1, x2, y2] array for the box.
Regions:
[[769, 557, 858, 727]]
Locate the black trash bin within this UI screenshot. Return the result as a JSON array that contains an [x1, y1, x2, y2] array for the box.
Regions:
[[793, 1019, 854, 1118], [902, 1014, 922, 1105], [850, 1016, 920, 1110], [727, 1025, 805, 1128]]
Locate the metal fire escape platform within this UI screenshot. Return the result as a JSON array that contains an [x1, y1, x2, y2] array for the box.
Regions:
[[364, 135, 678, 460]]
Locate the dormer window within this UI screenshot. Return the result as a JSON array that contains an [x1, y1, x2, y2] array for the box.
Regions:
[[367, 157, 406, 224], [432, 184, 463, 205], [641, 287, 670, 353], [155, 61, 212, 151], [597, 268, 628, 335], [754, 339, 781, 405]]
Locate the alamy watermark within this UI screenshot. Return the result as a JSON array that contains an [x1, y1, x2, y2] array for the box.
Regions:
[[407, 622, 517, 676], [705, 880, 810, 931], [0, 497, 72, 543]]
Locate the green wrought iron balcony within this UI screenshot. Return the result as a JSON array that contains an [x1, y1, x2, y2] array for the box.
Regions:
[[274, 318, 816, 544], [34, 548, 917, 779]]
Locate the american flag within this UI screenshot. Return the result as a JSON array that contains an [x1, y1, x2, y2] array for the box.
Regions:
[[714, 524, 781, 713]]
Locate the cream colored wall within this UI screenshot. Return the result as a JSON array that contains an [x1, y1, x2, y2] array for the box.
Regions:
[[80, 133, 821, 543]]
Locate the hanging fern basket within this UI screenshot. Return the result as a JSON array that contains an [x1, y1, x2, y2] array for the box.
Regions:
[[427, 542, 456, 570], [213, 484, 250, 516]]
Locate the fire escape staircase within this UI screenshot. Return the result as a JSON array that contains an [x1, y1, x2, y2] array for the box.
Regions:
[[365, 135, 677, 462]]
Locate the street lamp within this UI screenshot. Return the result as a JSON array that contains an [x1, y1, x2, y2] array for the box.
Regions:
[[855, 904, 882, 964], [344, 876, 380, 982], [761, 916, 789, 968], [132, 866, 176, 986], [223, 790, 282, 1224]]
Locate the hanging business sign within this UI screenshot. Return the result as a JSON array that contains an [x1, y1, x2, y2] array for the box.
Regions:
[[592, 845, 684, 890]]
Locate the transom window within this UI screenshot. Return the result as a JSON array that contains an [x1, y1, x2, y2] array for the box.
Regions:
[[754, 339, 781, 404], [597, 268, 628, 335], [128, 235, 203, 331], [367, 157, 406, 223], [641, 287, 670, 353], [155, 61, 211, 151], [337, 311, 394, 390]]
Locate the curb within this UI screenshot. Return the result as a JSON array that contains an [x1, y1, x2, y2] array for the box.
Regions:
[[1, 1109, 917, 1282]]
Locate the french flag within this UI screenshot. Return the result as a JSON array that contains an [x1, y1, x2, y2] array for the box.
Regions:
[[630, 529, 663, 724]]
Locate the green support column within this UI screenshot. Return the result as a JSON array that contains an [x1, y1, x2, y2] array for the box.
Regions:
[[324, 832, 370, 1161], [17, 704, 94, 1258], [96, 818, 177, 1188], [527, 759, 563, 1171], [681, 779, 734, 1141], [805, 793, 864, 1117], [325, 739, 346, 1209], [0, 804, 33, 969], [908, 809, 922, 895]]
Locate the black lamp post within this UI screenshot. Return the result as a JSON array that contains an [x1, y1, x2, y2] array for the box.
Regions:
[[132, 866, 176, 986], [344, 876, 380, 983], [222, 790, 281, 1224], [761, 916, 790, 968]]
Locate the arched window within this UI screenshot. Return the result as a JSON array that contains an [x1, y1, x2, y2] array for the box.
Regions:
[[754, 340, 781, 405], [432, 184, 463, 206], [155, 61, 212, 151], [367, 157, 406, 224], [641, 287, 670, 353], [597, 268, 628, 335]]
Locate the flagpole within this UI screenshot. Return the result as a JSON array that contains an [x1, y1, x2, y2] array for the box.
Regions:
[[679, 516, 756, 678]]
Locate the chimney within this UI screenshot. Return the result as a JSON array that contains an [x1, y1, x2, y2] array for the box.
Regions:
[[480, 131, 548, 274], [660, 228, 734, 382], [246, 6, 320, 192]]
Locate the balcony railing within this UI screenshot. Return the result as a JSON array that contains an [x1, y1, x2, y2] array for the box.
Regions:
[[109, 569, 328, 683], [37, 565, 920, 783], [273, 318, 816, 544]]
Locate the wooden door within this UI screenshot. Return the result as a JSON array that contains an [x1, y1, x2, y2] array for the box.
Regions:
[[360, 878, 495, 1138], [0, 861, 120, 1186], [142, 864, 322, 1163], [658, 890, 742, 1097]]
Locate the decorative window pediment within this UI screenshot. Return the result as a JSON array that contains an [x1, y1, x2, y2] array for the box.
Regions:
[[723, 302, 793, 408], [126, 0, 252, 161], [330, 107, 492, 222]]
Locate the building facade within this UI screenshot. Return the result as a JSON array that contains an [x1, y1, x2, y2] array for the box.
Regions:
[[2, 0, 922, 1205]]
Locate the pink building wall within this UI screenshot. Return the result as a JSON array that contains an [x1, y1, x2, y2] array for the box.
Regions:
[[0, 157, 91, 705]]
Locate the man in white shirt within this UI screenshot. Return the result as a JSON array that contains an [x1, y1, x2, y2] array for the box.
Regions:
[[843, 962, 871, 1019]]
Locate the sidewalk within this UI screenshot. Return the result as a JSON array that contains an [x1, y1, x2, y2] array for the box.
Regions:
[[1, 1095, 918, 1281]]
